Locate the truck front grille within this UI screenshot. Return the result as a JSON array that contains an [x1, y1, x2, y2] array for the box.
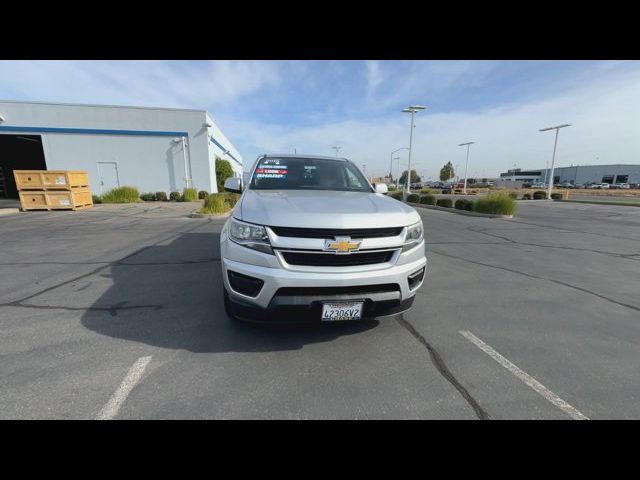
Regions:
[[280, 250, 395, 267], [269, 226, 403, 239]]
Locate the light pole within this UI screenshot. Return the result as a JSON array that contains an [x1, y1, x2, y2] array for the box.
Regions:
[[458, 141, 475, 194], [539, 124, 571, 199], [390, 147, 409, 184], [331, 145, 342, 157], [392, 157, 401, 184], [402, 105, 426, 198]]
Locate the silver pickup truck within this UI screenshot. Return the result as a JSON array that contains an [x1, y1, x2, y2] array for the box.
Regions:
[[220, 154, 427, 323]]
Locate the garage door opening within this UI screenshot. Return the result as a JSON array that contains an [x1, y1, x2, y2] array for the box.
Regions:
[[0, 134, 46, 198]]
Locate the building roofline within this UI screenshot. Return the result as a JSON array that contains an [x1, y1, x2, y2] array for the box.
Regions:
[[501, 163, 640, 174], [0, 99, 207, 114]]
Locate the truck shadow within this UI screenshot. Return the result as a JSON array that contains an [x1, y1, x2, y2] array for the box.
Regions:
[[80, 232, 377, 353]]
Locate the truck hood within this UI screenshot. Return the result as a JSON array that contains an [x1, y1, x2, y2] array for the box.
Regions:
[[237, 189, 421, 229]]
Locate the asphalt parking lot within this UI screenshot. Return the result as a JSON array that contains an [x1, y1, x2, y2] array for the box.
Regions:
[[1, 200, 639, 419]]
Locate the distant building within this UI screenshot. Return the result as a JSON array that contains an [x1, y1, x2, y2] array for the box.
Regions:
[[370, 176, 391, 185], [499, 164, 640, 185]]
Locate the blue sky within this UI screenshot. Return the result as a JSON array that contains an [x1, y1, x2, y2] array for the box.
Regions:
[[1, 60, 639, 179]]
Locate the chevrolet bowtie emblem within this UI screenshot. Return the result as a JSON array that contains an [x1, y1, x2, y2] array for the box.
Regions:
[[324, 236, 361, 254]]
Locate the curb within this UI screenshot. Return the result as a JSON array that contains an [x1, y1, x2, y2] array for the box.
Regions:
[[189, 209, 232, 219], [0, 208, 20, 216], [407, 202, 514, 219], [555, 199, 640, 207]]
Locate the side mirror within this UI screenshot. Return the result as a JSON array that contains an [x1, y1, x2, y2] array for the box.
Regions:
[[224, 177, 242, 193], [374, 183, 388, 195]]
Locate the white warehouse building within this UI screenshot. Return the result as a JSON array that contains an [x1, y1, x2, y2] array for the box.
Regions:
[[0, 100, 243, 199]]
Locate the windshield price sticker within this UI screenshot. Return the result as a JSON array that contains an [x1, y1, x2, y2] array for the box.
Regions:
[[256, 164, 288, 179]]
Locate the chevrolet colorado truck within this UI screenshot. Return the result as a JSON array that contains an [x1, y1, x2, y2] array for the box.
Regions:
[[220, 154, 427, 322]]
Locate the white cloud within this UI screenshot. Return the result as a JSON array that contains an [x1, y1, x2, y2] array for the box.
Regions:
[[0, 60, 280, 109], [366, 60, 383, 92], [228, 64, 640, 178], [2, 60, 639, 179]]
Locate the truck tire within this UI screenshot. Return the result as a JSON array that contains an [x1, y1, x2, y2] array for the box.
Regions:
[[223, 287, 240, 322]]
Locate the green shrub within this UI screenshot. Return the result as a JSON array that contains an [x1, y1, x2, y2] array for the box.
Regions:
[[388, 185, 397, 191], [436, 198, 453, 208], [198, 190, 209, 200], [441, 188, 452, 194], [92, 195, 102, 204], [140, 192, 157, 201], [199, 193, 230, 215], [156, 191, 168, 201], [473, 191, 516, 215], [181, 187, 198, 202], [223, 192, 240, 208], [551, 193, 563, 200], [533, 190, 546, 200], [508, 192, 518, 200], [169, 191, 181, 201], [215, 158, 235, 192], [407, 193, 420, 203], [455, 199, 473, 211], [101, 186, 140, 204], [420, 194, 436, 205], [389, 190, 403, 200], [522, 193, 531, 200]]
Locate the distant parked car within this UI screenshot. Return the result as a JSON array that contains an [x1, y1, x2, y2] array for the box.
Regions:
[[615, 183, 630, 189], [590, 183, 610, 189]]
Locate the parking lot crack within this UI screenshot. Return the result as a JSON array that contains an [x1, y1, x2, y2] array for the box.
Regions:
[[431, 250, 640, 313], [466, 226, 640, 259], [11, 302, 163, 314], [396, 316, 490, 420], [0, 221, 211, 307]]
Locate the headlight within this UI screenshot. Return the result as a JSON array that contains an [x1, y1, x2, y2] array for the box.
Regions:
[[229, 218, 273, 255], [402, 221, 423, 252]]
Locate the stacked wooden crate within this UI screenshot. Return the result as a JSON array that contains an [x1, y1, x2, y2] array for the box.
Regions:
[[14, 170, 93, 211]]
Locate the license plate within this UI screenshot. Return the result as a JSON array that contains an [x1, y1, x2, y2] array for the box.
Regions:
[[321, 301, 364, 321]]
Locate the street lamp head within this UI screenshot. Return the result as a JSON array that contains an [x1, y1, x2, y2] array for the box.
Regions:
[[402, 105, 427, 113], [539, 124, 571, 132], [458, 142, 475, 146]]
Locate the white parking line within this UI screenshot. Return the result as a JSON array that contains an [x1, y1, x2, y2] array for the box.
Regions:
[[459, 330, 589, 420], [96, 356, 152, 420]]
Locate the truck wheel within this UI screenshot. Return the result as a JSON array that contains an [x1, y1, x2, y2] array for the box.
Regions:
[[223, 287, 240, 322]]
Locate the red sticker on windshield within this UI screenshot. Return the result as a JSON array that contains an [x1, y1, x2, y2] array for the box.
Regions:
[[255, 164, 288, 179]]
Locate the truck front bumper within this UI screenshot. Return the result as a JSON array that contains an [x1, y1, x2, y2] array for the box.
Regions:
[[221, 237, 427, 322]]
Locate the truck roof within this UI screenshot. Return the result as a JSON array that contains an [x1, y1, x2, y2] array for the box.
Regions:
[[260, 154, 349, 162]]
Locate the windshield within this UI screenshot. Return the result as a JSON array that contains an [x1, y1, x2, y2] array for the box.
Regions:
[[249, 157, 373, 192]]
